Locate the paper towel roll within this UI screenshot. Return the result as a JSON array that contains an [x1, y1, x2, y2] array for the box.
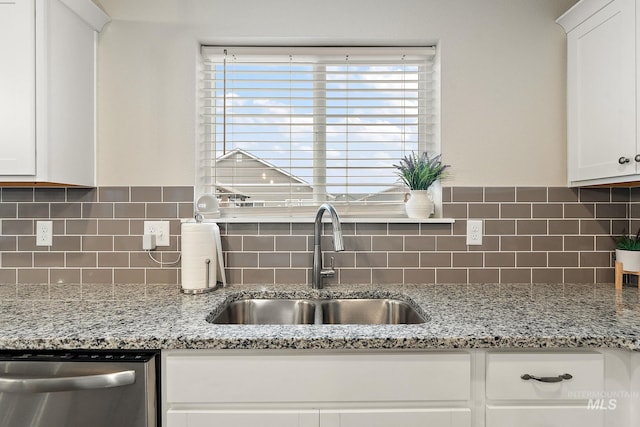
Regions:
[[181, 222, 218, 291]]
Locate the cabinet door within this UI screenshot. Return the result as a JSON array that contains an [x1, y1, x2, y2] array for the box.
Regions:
[[167, 409, 319, 427], [486, 405, 603, 427], [0, 0, 36, 175], [320, 408, 471, 427], [566, 0, 636, 183], [42, 0, 98, 186]]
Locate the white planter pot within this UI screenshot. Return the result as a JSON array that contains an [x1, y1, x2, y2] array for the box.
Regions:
[[404, 190, 434, 219], [615, 249, 640, 272]]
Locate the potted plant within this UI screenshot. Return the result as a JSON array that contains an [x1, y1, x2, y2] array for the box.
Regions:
[[393, 151, 449, 219], [615, 228, 640, 272]]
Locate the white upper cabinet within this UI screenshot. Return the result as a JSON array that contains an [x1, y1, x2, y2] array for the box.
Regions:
[[557, 0, 638, 186], [0, 0, 36, 175], [0, 0, 109, 186]]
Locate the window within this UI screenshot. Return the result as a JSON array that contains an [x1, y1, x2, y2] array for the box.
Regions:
[[198, 46, 439, 218]]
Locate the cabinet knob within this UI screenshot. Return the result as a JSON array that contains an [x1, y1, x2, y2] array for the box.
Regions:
[[619, 157, 631, 164], [520, 373, 573, 383], [635, 155, 640, 162]]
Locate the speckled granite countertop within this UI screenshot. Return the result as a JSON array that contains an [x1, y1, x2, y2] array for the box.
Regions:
[[1, 282, 639, 351]]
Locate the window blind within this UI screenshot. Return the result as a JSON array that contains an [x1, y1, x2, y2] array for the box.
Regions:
[[198, 46, 438, 216]]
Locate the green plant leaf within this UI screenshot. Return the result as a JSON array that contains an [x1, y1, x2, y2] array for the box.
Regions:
[[615, 228, 640, 250], [393, 151, 450, 190]]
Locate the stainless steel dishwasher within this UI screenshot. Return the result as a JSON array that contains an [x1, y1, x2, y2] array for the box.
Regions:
[[0, 350, 158, 427]]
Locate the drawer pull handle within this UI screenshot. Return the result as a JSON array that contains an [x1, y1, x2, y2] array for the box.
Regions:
[[520, 373, 573, 383]]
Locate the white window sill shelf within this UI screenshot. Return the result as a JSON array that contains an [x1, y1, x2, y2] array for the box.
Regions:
[[197, 217, 455, 224]]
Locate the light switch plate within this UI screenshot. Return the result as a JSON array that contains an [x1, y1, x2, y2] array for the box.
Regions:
[[143, 221, 170, 246], [466, 219, 483, 245]]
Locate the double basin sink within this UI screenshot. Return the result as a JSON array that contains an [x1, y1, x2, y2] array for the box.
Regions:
[[209, 297, 427, 325]]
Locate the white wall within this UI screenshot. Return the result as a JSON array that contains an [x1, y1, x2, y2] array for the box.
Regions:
[[96, 0, 577, 186]]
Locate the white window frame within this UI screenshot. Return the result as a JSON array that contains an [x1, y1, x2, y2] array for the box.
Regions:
[[197, 46, 441, 220]]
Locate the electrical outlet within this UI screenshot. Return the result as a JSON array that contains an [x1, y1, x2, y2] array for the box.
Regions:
[[143, 221, 170, 246], [36, 220, 53, 247], [466, 219, 483, 246]]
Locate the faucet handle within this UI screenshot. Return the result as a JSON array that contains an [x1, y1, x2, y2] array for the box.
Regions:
[[321, 256, 336, 278]]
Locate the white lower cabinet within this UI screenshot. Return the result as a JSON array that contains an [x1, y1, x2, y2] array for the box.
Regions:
[[485, 351, 605, 427], [163, 349, 635, 427], [163, 350, 472, 427], [167, 408, 471, 427], [486, 352, 604, 401], [320, 408, 471, 427], [486, 406, 603, 427], [167, 409, 319, 427]]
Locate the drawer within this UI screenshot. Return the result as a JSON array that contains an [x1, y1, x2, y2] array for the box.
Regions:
[[486, 405, 603, 427], [486, 352, 603, 401], [165, 351, 471, 404]]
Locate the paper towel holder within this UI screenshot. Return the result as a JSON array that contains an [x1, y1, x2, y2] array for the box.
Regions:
[[181, 259, 222, 294], [180, 218, 227, 294]]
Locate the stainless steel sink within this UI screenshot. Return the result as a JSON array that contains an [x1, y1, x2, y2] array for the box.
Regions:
[[209, 297, 426, 325], [211, 299, 316, 324], [320, 298, 425, 324]]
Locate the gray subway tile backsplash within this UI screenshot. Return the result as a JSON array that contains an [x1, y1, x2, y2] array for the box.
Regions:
[[436, 268, 468, 284], [564, 268, 595, 283], [18, 269, 48, 285], [500, 268, 532, 283], [484, 187, 516, 202], [451, 187, 484, 203], [579, 188, 612, 203], [564, 236, 595, 251], [500, 203, 532, 219], [2, 188, 34, 202], [548, 252, 579, 267], [532, 268, 564, 284], [469, 268, 500, 284], [98, 187, 130, 203], [516, 220, 548, 235], [468, 203, 499, 218], [532, 203, 563, 218], [162, 186, 193, 202], [275, 268, 307, 285], [549, 219, 580, 235], [0, 186, 634, 285], [564, 203, 595, 218], [452, 252, 483, 268], [548, 187, 579, 202], [516, 187, 547, 202], [82, 203, 114, 219], [131, 186, 162, 202], [484, 252, 515, 268], [531, 236, 563, 252], [596, 203, 627, 219], [484, 219, 516, 235]]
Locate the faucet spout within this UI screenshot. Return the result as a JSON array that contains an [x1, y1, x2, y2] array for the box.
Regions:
[[312, 203, 344, 289]]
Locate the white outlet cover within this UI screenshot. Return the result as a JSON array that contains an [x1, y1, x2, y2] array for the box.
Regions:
[[36, 220, 53, 247], [143, 221, 170, 246], [466, 219, 483, 246]]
